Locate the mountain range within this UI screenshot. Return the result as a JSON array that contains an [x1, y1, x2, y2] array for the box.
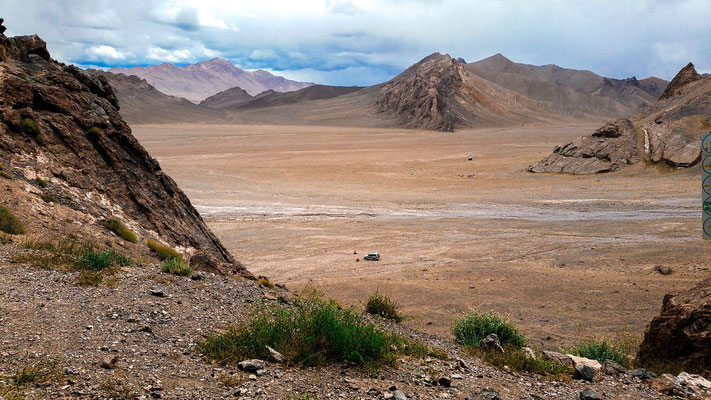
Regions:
[[108, 58, 313, 102]]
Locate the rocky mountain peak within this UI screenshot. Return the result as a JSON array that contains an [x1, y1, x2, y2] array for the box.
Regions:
[[659, 62, 702, 100], [0, 26, 253, 278]]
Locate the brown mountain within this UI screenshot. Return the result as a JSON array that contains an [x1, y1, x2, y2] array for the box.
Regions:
[[464, 54, 667, 118], [109, 58, 313, 102], [203, 84, 364, 111], [92, 70, 225, 124], [0, 24, 252, 278], [199, 85, 253, 109], [529, 62, 710, 174]]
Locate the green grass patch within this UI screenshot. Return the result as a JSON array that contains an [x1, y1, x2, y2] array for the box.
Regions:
[[35, 177, 47, 188], [77, 249, 132, 271], [162, 258, 192, 276], [0, 205, 25, 234], [471, 345, 571, 378], [365, 291, 403, 322], [197, 291, 416, 369], [103, 217, 138, 243], [453, 311, 526, 349], [21, 118, 39, 136], [146, 239, 181, 261], [1, 358, 63, 399], [563, 339, 632, 367], [87, 127, 102, 137]]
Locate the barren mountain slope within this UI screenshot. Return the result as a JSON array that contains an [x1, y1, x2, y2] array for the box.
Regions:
[[0, 26, 251, 277], [109, 58, 312, 102], [465, 54, 668, 118], [205, 84, 364, 111], [198, 85, 254, 109], [92, 70, 225, 124], [529, 62, 709, 174]]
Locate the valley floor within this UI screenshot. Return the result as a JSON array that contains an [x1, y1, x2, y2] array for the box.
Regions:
[[132, 123, 709, 349]]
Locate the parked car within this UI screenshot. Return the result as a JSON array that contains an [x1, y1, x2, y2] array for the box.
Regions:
[[364, 252, 380, 261]]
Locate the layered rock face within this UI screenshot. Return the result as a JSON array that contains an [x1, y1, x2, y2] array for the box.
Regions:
[[637, 278, 711, 376], [0, 22, 252, 278], [528, 119, 639, 174], [530, 63, 710, 174]]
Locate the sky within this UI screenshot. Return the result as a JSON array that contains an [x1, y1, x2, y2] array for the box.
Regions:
[[1, 0, 709, 86]]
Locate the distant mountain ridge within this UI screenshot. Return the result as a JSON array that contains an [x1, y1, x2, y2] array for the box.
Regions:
[[108, 58, 313, 102]]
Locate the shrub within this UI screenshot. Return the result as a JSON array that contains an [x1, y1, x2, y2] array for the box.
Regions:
[[258, 276, 275, 288], [366, 292, 404, 322], [1, 358, 63, 399], [146, 239, 181, 261], [35, 177, 48, 188], [564, 339, 631, 367], [162, 258, 192, 276], [472, 345, 571, 377], [21, 118, 39, 136], [87, 127, 102, 137], [77, 249, 132, 271], [75, 270, 103, 287], [453, 311, 526, 349], [197, 291, 401, 369], [103, 217, 138, 243], [0, 206, 25, 234]]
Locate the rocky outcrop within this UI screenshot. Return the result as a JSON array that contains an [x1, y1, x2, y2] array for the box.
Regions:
[[0, 20, 252, 278], [528, 119, 639, 174], [530, 62, 710, 174], [659, 62, 702, 100], [637, 278, 711, 376]]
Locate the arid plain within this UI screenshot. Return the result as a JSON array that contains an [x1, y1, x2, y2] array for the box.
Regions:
[[133, 122, 708, 349]]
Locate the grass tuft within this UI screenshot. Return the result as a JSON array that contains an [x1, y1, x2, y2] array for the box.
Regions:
[[162, 257, 192, 276], [146, 239, 181, 261], [365, 291, 404, 322], [563, 339, 632, 367], [0, 205, 25, 234], [1, 358, 63, 399], [103, 217, 138, 243], [35, 177, 48, 188], [471, 345, 571, 378], [258, 276, 275, 288], [21, 118, 39, 136], [453, 311, 526, 349], [197, 291, 413, 369], [77, 249, 132, 271], [87, 127, 102, 137]]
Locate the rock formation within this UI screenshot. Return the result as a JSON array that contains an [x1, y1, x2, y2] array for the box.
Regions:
[[0, 20, 252, 278], [637, 278, 711, 376], [530, 62, 710, 173]]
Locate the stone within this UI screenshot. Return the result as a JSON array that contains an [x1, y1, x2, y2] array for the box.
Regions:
[[638, 278, 711, 376], [629, 368, 657, 380], [238, 359, 265, 372], [452, 374, 463, 380], [150, 289, 164, 297], [393, 390, 407, 400], [575, 364, 596, 382], [676, 372, 711, 391], [521, 347, 536, 359], [383, 393, 394, 400], [542, 350, 574, 367], [602, 360, 625, 375], [466, 388, 502, 400], [266, 346, 284, 363], [578, 388, 602, 400], [100, 355, 118, 369], [481, 333, 504, 352], [438, 376, 451, 387]]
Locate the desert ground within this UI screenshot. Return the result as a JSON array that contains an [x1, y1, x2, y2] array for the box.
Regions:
[[132, 122, 709, 349]]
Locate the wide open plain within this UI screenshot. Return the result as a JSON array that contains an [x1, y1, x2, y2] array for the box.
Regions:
[[132, 123, 709, 349]]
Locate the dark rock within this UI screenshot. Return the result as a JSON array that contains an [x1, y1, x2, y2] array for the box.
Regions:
[[579, 388, 602, 400], [637, 278, 711, 376], [0, 18, 6, 35], [602, 360, 626, 375], [659, 62, 702, 100], [190, 273, 204, 281], [575, 363, 596, 382], [100, 355, 118, 369], [438, 376, 451, 387], [629, 368, 658, 380], [466, 388, 502, 400], [149, 289, 164, 297]]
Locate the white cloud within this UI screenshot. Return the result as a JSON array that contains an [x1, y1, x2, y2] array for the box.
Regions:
[[86, 45, 129, 61]]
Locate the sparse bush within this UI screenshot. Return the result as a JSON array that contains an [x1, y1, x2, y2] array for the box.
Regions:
[[366, 291, 404, 322], [146, 239, 181, 261], [75, 270, 103, 287], [197, 291, 403, 369], [21, 118, 39, 136], [1, 357, 63, 399], [87, 127, 102, 137], [35, 177, 47, 188], [99, 377, 138, 400], [103, 217, 138, 243], [258, 276, 275, 288], [40, 193, 54, 203], [162, 257, 192, 276], [564, 339, 631, 367], [0, 206, 25, 234], [472, 345, 571, 377], [77, 249, 131, 271], [453, 311, 526, 349]]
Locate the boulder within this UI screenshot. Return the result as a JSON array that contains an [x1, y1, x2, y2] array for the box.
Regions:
[[629, 368, 657, 380], [481, 333, 504, 352], [579, 388, 602, 400], [575, 363, 597, 382], [238, 359, 265, 372], [542, 350, 574, 367], [637, 278, 711, 376]]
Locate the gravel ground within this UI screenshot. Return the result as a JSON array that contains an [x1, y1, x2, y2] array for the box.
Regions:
[[0, 243, 677, 400]]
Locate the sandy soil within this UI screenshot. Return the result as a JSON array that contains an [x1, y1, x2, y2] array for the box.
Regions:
[[131, 123, 709, 349]]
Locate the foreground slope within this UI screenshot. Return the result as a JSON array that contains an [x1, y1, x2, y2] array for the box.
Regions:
[[109, 58, 313, 102], [0, 25, 251, 277], [92, 70, 226, 124], [465, 54, 667, 117], [529, 63, 709, 173]]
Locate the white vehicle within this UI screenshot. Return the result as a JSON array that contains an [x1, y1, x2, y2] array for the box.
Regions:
[[363, 252, 380, 261]]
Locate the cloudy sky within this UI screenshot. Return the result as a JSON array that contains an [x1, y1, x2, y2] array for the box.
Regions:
[[1, 0, 709, 86]]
